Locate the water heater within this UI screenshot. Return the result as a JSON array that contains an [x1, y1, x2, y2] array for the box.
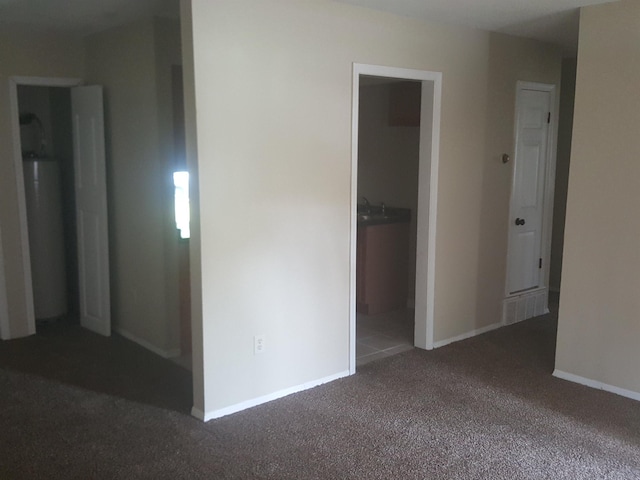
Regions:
[[23, 157, 67, 320]]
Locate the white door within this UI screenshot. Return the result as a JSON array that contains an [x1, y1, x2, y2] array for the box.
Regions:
[[71, 86, 111, 336], [507, 87, 551, 294]]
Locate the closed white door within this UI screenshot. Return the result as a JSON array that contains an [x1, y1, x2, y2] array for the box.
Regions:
[[507, 88, 551, 294], [71, 86, 111, 336]]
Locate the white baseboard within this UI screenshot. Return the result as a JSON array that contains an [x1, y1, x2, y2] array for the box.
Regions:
[[553, 369, 640, 402], [115, 327, 181, 359], [194, 369, 351, 422], [433, 321, 503, 349]]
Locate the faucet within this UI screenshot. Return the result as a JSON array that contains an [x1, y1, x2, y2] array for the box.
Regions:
[[361, 196, 371, 213], [381, 202, 386, 216]]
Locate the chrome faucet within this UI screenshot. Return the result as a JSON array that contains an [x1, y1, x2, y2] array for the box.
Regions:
[[361, 196, 371, 213]]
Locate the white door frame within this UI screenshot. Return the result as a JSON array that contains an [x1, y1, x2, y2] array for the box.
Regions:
[[8, 76, 83, 337], [0, 222, 10, 340], [503, 81, 557, 320], [350, 64, 442, 373]]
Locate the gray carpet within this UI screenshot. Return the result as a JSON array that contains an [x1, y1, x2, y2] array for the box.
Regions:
[[1, 314, 640, 479]]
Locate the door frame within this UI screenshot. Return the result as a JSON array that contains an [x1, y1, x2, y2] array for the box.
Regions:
[[504, 81, 558, 306], [350, 64, 442, 373], [8, 76, 83, 337], [0, 223, 10, 340]]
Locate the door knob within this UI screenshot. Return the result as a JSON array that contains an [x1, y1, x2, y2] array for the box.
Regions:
[[515, 218, 526, 226]]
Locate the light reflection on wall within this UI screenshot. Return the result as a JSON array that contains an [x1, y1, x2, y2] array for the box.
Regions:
[[173, 171, 190, 239]]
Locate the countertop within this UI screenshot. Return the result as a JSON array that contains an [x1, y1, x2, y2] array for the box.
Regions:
[[357, 206, 411, 227]]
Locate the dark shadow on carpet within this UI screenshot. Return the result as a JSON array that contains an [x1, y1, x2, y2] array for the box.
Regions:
[[0, 320, 192, 414]]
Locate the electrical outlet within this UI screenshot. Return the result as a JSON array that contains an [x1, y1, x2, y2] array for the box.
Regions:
[[254, 335, 266, 354]]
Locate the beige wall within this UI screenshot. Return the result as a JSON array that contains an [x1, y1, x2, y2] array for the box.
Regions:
[[155, 17, 184, 355], [0, 28, 84, 337], [84, 18, 182, 356], [556, 0, 640, 394], [357, 83, 421, 300], [186, 0, 561, 416], [550, 58, 577, 293]]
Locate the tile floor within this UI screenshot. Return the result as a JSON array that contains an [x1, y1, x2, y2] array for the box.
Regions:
[[356, 308, 415, 367]]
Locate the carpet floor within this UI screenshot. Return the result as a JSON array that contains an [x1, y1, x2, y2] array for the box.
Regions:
[[1, 314, 640, 479]]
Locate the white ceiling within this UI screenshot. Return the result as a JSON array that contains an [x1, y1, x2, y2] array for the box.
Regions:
[[0, 0, 616, 53], [336, 0, 617, 55], [0, 0, 178, 36]]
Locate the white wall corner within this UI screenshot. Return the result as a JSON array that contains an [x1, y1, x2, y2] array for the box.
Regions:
[[190, 406, 206, 421], [553, 369, 640, 403]]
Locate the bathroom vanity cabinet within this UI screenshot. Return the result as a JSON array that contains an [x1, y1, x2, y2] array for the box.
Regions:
[[356, 220, 410, 315]]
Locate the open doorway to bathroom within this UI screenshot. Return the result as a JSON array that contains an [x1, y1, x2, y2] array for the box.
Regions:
[[350, 64, 442, 372], [355, 77, 421, 366]]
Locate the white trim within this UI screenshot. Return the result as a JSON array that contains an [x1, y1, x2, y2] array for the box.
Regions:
[[432, 321, 503, 349], [0, 223, 10, 340], [9, 76, 83, 338], [11, 76, 84, 88], [540, 82, 558, 304], [9, 78, 35, 336], [115, 327, 181, 359], [553, 370, 640, 403], [195, 370, 351, 422], [505, 285, 546, 298], [350, 64, 442, 373]]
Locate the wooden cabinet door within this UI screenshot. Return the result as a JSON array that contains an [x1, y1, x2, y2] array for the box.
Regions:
[[356, 223, 410, 315]]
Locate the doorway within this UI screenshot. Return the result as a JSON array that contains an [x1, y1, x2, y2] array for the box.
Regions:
[[503, 82, 557, 324], [18, 84, 78, 331], [349, 64, 442, 373], [9, 76, 111, 337]]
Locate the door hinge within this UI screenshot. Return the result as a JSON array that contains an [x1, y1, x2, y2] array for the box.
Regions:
[[539, 258, 543, 269], [547, 112, 551, 124]]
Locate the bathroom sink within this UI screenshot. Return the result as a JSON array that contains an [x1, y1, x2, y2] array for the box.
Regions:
[[357, 209, 409, 225], [359, 213, 392, 221]]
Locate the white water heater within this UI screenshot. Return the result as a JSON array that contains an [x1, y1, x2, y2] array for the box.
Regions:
[[23, 158, 67, 320]]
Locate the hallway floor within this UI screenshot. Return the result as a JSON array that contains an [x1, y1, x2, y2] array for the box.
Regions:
[[356, 308, 414, 366]]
